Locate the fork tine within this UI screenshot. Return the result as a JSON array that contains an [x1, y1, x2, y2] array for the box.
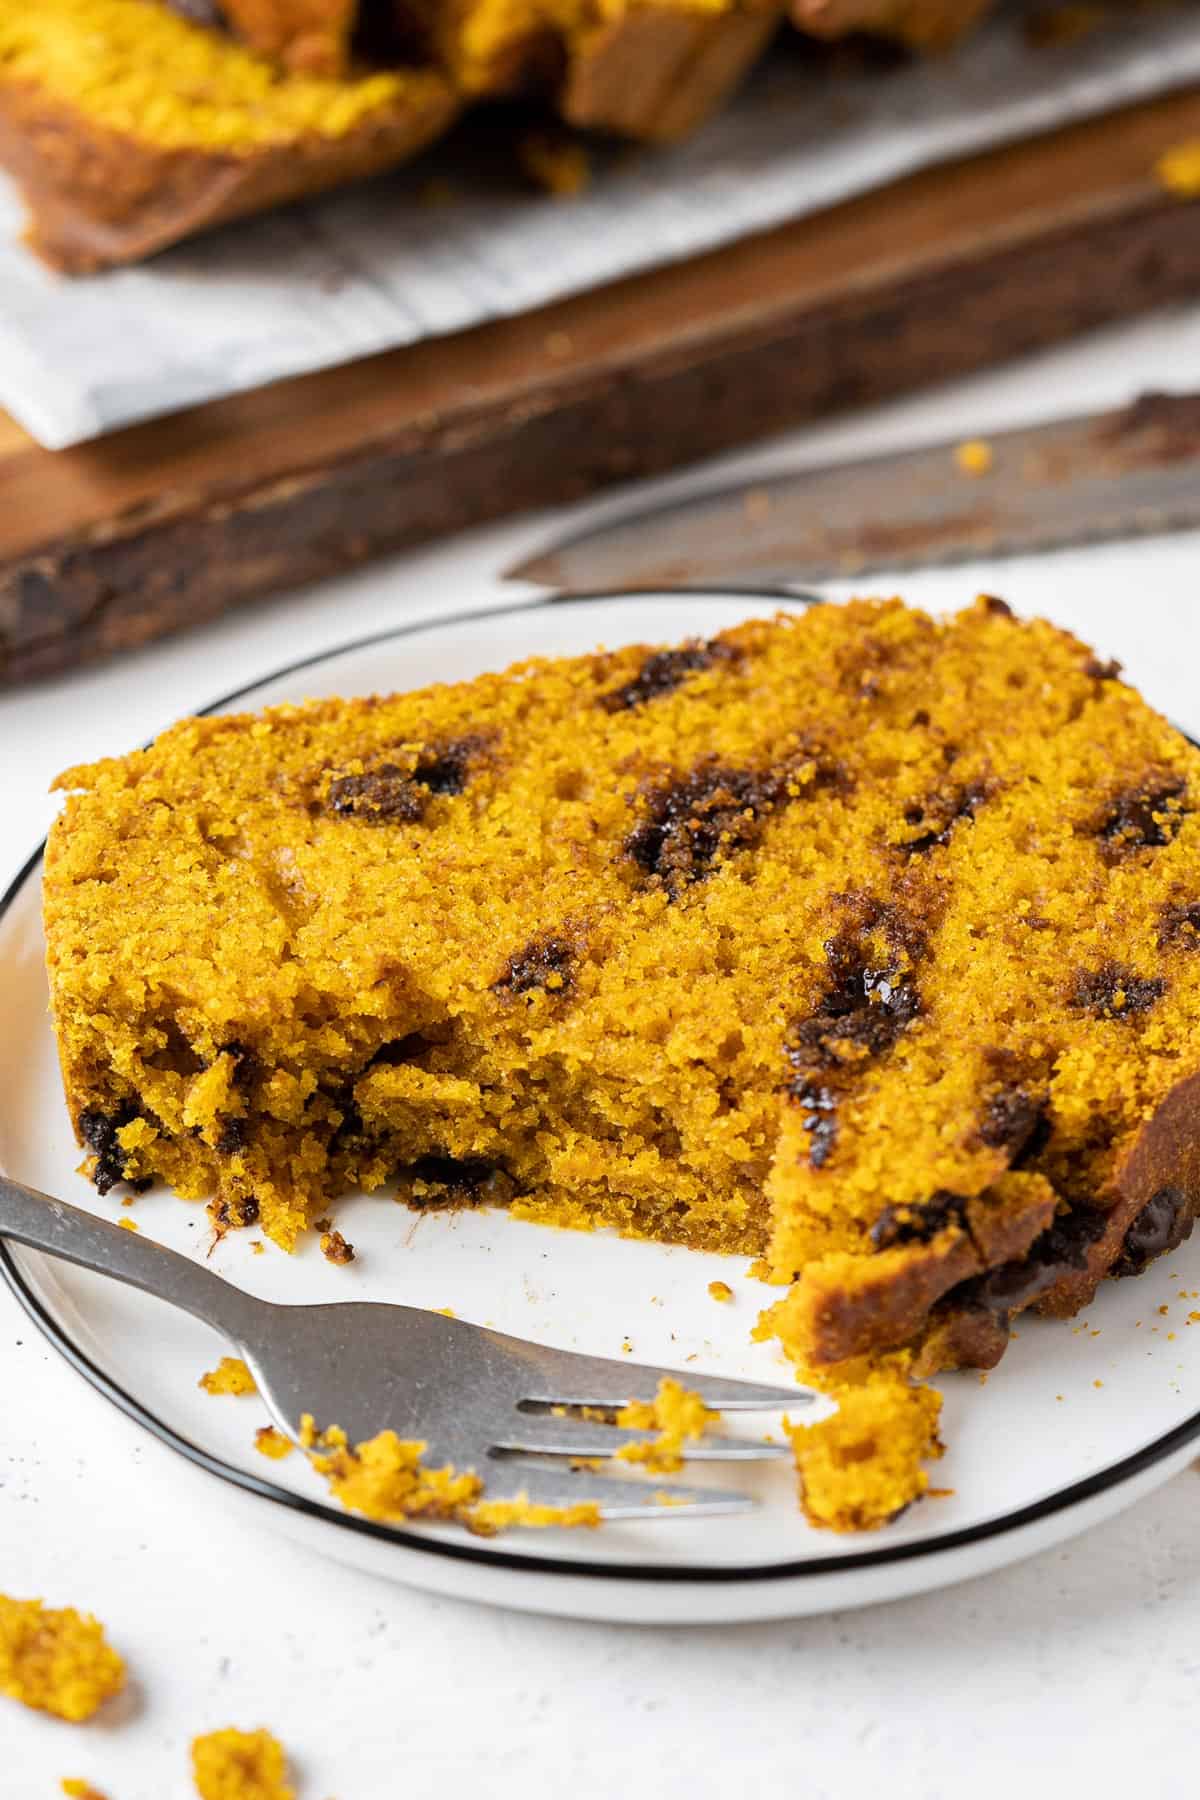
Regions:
[[482, 1460, 758, 1521], [505, 1338, 810, 1413], [491, 1416, 793, 1462]]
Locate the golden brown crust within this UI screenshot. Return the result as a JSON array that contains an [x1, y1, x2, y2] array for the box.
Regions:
[[222, 0, 358, 76], [561, 3, 784, 143], [790, 0, 992, 49], [0, 74, 456, 272], [911, 1070, 1200, 1375]]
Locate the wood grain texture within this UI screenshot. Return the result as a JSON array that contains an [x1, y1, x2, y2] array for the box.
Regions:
[[4, 84, 1200, 685]]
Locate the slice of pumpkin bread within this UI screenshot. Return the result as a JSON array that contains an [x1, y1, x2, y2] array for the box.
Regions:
[[45, 598, 1200, 1400], [0, 0, 455, 270]]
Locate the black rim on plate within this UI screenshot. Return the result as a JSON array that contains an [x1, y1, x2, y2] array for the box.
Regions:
[[5, 587, 1200, 1589]]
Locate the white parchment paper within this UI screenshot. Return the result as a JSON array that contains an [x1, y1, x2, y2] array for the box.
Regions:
[[1, 1, 1198, 448]]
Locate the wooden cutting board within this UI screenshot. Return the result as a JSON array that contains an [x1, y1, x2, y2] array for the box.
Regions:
[[4, 83, 1200, 686]]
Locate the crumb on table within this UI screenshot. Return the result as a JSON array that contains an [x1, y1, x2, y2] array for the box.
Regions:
[[319, 1228, 354, 1265], [0, 1595, 125, 1722], [191, 1726, 294, 1800], [707, 1279, 734, 1303]]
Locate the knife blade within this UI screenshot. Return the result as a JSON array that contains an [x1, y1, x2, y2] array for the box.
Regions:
[[507, 391, 1200, 593]]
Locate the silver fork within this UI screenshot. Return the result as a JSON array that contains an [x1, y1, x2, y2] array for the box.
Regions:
[[0, 1176, 811, 1522]]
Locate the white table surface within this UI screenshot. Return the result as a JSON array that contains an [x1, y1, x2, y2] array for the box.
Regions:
[[6, 302, 1200, 1799]]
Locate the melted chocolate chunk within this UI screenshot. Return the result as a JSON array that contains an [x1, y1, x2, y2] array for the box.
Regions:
[[327, 1085, 365, 1150], [403, 1156, 511, 1207], [495, 935, 575, 996], [1070, 960, 1166, 1020], [1113, 1186, 1195, 1276], [626, 763, 784, 896], [327, 737, 484, 824], [1158, 900, 1200, 949], [209, 1192, 259, 1231], [871, 1190, 968, 1250], [793, 1081, 839, 1168], [954, 1204, 1108, 1320], [980, 595, 1014, 617], [784, 903, 924, 1167], [900, 781, 989, 856], [787, 935, 921, 1075], [1097, 775, 1189, 855], [977, 1087, 1050, 1167], [1083, 656, 1122, 681], [327, 765, 429, 823], [217, 1117, 248, 1156], [599, 639, 737, 712], [218, 1040, 259, 1092], [79, 1103, 140, 1196]]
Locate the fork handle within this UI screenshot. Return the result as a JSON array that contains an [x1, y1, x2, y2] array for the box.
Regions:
[[0, 1173, 261, 1344]]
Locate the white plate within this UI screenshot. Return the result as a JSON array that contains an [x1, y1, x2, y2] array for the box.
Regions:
[[5, 591, 1200, 1625]]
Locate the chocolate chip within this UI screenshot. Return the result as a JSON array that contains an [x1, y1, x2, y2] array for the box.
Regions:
[[1083, 656, 1122, 681], [1070, 960, 1166, 1019], [784, 904, 924, 1166], [402, 1156, 513, 1208], [79, 1103, 140, 1196], [328, 765, 428, 823], [218, 1041, 259, 1091], [953, 1204, 1108, 1321], [217, 1117, 248, 1156], [320, 1227, 355, 1266], [327, 737, 485, 823], [209, 1192, 259, 1232], [1114, 1186, 1194, 1276], [980, 596, 1014, 617], [626, 763, 783, 896], [1158, 901, 1200, 949], [598, 639, 737, 713], [1096, 775, 1189, 855], [786, 935, 921, 1076], [977, 1087, 1050, 1167], [793, 1080, 839, 1167], [327, 1085, 365, 1149], [414, 742, 479, 796], [495, 935, 575, 996], [871, 1189, 968, 1250], [900, 781, 989, 856]]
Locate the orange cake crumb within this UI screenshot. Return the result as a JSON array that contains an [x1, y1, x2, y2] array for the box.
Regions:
[[253, 1427, 294, 1460], [309, 1426, 482, 1521], [786, 1360, 943, 1531], [61, 1781, 110, 1799], [708, 1279, 734, 1303], [319, 1227, 354, 1265], [518, 129, 590, 195], [200, 1356, 257, 1397], [0, 1595, 125, 1722], [294, 1419, 601, 1531], [467, 1495, 602, 1533], [191, 1727, 294, 1800], [1157, 140, 1200, 199], [954, 438, 993, 476], [616, 1377, 716, 1472]]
